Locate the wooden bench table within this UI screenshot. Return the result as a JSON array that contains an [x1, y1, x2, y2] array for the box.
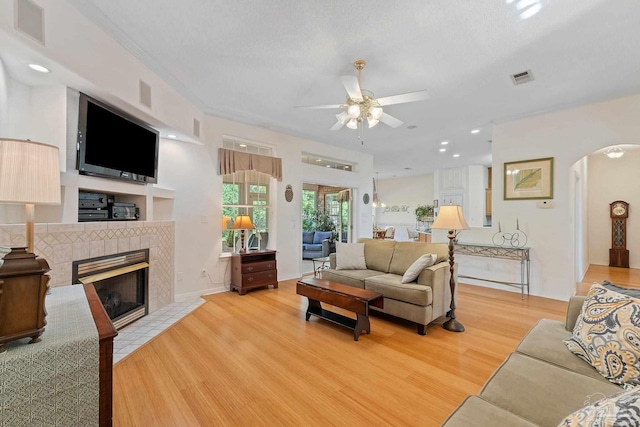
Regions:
[[296, 277, 383, 341]]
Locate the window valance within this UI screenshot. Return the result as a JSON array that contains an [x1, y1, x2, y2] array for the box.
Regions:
[[338, 189, 351, 202], [218, 148, 282, 181]]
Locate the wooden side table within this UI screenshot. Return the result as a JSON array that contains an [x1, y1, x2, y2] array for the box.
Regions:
[[231, 250, 278, 295]]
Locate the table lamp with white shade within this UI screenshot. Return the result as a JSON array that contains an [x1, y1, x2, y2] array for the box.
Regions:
[[0, 138, 61, 351], [430, 204, 469, 332]]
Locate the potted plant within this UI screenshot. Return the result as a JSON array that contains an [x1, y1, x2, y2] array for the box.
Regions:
[[414, 204, 434, 222]]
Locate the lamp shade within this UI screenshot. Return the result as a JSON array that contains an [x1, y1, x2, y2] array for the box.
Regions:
[[0, 139, 60, 205], [431, 205, 469, 231], [232, 215, 254, 230]]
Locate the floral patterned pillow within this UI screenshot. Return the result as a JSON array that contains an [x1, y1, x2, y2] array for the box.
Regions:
[[563, 284, 640, 388], [557, 387, 640, 426]]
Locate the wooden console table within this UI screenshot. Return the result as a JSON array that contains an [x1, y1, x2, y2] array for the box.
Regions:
[[454, 243, 530, 299]]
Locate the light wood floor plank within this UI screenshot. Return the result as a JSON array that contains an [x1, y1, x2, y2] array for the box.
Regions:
[[113, 276, 570, 426]]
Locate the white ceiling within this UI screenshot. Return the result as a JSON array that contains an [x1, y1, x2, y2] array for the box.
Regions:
[[13, 1, 640, 178]]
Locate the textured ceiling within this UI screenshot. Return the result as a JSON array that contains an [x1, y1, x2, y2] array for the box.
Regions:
[[43, 1, 640, 176]]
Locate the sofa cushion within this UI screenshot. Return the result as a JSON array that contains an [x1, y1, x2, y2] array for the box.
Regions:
[[388, 242, 448, 275], [303, 243, 323, 251], [313, 231, 332, 244], [516, 319, 612, 383], [320, 269, 381, 289], [365, 274, 432, 306], [357, 238, 396, 273], [442, 396, 539, 427], [302, 231, 315, 244], [401, 253, 437, 283], [557, 386, 640, 427], [335, 242, 366, 270], [480, 352, 622, 427], [564, 284, 640, 388]]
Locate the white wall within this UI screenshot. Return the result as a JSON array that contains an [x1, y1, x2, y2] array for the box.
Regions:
[[588, 148, 640, 267], [375, 174, 434, 240], [482, 93, 640, 301]]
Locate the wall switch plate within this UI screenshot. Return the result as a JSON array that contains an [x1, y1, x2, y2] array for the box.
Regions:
[[537, 200, 554, 209]]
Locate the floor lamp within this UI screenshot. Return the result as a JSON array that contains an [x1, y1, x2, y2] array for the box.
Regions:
[[232, 215, 255, 253], [431, 205, 469, 332], [0, 138, 61, 351]]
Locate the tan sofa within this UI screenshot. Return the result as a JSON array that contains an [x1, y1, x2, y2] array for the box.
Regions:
[[442, 295, 624, 426], [321, 238, 455, 335]]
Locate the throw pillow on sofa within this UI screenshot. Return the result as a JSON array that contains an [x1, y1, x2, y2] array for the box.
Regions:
[[313, 231, 333, 244], [401, 253, 437, 283], [563, 284, 640, 389], [335, 242, 367, 270], [557, 386, 640, 427], [302, 231, 315, 244]]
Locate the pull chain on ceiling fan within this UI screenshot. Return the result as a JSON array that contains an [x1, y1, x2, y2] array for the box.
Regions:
[[295, 59, 430, 135]]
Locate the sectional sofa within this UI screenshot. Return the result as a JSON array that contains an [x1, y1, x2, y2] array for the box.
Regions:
[[322, 238, 454, 335]]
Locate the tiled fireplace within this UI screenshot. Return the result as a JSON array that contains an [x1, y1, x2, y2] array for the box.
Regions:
[[0, 221, 175, 314]]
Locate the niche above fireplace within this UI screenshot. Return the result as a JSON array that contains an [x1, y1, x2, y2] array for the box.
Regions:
[[73, 249, 149, 330]]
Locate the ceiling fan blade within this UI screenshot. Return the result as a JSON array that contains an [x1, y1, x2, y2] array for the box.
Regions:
[[330, 121, 346, 131], [379, 112, 404, 128], [341, 75, 363, 100], [294, 104, 343, 110], [376, 90, 429, 106]]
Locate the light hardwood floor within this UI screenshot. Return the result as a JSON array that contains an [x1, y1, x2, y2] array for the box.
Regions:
[[112, 277, 571, 426]]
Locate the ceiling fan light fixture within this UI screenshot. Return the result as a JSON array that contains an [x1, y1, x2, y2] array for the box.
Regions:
[[367, 116, 379, 128], [370, 106, 383, 120], [347, 104, 361, 118], [346, 118, 359, 130]]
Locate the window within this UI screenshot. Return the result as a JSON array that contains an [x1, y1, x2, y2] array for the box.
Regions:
[[222, 139, 273, 253], [301, 152, 355, 171]]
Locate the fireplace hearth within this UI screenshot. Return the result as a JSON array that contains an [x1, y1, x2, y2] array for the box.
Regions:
[[73, 249, 149, 330]]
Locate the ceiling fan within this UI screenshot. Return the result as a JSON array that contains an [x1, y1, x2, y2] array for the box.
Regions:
[[296, 60, 429, 131]]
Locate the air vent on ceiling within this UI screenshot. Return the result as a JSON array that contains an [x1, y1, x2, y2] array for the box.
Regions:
[[139, 80, 152, 108], [14, 0, 45, 45], [510, 70, 534, 86], [193, 118, 200, 138]]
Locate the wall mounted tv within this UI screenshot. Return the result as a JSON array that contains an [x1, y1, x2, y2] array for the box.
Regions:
[[77, 92, 159, 184]]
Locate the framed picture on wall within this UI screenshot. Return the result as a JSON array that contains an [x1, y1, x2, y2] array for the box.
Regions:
[[504, 157, 554, 200]]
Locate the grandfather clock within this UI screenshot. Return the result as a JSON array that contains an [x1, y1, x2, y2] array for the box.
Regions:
[[609, 200, 629, 268]]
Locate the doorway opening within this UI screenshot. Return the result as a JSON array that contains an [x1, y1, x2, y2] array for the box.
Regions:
[[302, 183, 352, 276]]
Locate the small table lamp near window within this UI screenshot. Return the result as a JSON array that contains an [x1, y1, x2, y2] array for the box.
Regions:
[[232, 215, 255, 253], [0, 138, 61, 352], [431, 205, 469, 332]]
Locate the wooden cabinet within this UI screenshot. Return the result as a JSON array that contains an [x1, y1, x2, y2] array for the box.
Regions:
[[485, 188, 492, 216], [231, 250, 278, 295]]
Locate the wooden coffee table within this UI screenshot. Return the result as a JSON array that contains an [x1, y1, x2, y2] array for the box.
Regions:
[[296, 277, 384, 341]]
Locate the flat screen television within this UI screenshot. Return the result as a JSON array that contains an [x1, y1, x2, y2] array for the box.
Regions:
[[77, 92, 159, 184]]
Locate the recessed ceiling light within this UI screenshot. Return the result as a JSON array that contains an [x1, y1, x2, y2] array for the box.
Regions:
[[453, 154, 460, 158], [167, 134, 177, 139], [407, 125, 418, 130], [239, 144, 247, 147], [471, 129, 480, 134], [345, 166, 350, 169], [441, 141, 449, 145], [28, 64, 50, 73], [439, 148, 447, 152], [316, 158, 322, 162], [326, 165, 331, 168]]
